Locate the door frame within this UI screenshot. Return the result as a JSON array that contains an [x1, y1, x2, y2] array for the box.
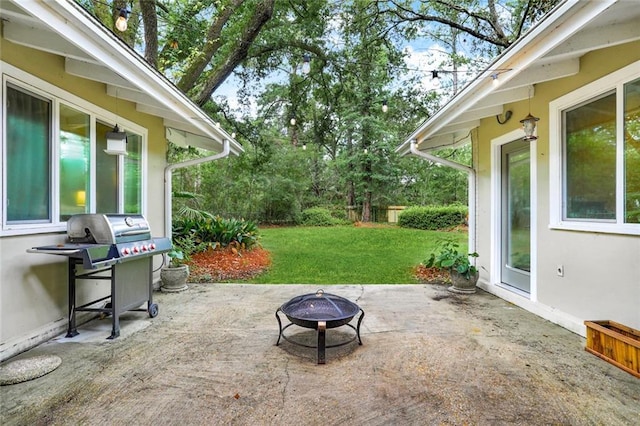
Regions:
[[491, 128, 538, 301]]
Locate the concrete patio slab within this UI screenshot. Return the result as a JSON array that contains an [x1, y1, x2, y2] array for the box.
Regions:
[[1, 284, 638, 425]]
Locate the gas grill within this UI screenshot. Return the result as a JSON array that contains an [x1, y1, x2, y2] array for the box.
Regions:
[[28, 214, 171, 339]]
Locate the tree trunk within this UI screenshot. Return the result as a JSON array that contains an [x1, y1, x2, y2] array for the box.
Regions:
[[192, 0, 276, 106], [139, 0, 158, 67]]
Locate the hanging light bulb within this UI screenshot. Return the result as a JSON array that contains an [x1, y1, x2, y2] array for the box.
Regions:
[[382, 100, 388, 113], [290, 116, 296, 126], [431, 70, 441, 88], [302, 54, 311, 75], [302, 143, 307, 150], [491, 73, 500, 86], [115, 8, 129, 32]]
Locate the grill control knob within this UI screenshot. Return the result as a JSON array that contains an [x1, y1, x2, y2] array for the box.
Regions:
[[133, 246, 140, 254], [121, 247, 130, 256], [142, 245, 148, 252], [149, 243, 156, 250]]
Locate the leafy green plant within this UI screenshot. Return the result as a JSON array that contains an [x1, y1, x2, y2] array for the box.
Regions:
[[172, 215, 259, 252], [424, 240, 478, 279], [166, 247, 186, 268]]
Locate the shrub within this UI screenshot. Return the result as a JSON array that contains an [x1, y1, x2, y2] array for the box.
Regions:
[[300, 207, 345, 226], [424, 239, 479, 279], [398, 205, 467, 230], [173, 215, 259, 252]]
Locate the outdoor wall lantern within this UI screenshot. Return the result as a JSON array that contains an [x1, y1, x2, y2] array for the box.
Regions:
[[520, 113, 539, 141], [105, 125, 128, 155]]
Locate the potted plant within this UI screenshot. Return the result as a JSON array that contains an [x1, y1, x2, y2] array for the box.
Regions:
[[425, 240, 479, 294], [160, 247, 189, 293]]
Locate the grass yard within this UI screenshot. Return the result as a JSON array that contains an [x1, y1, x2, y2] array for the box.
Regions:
[[249, 225, 468, 284]]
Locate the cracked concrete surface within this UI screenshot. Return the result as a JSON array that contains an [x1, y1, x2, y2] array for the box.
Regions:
[[1, 284, 639, 425]]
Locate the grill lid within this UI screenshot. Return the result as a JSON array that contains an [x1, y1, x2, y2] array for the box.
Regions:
[[67, 214, 151, 244]]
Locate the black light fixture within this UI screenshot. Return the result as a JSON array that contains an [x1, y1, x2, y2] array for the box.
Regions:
[[105, 125, 128, 155], [381, 99, 388, 113], [115, 8, 130, 32]]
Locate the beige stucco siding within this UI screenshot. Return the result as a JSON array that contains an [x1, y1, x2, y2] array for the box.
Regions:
[[1, 38, 169, 358], [475, 41, 640, 333]]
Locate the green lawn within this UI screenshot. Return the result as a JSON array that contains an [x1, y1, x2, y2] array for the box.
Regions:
[[249, 225, 468, 284]]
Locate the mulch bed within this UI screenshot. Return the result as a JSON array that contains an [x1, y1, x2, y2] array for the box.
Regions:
[[187, 246, 271, 282], [413, 264, 450, 284]]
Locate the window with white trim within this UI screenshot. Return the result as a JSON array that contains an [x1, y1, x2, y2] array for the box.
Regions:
[[2, 68, 146, 235], [550, 60, 640, 235]]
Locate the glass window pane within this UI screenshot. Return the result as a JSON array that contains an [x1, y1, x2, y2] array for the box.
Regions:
[[564, 92, 616, 220], [124, 133, 142, 214], [96, 121, 118, 213], [624, 78, 640, 224], [59, 104, 90, 221], [6, 85, 51, 222]]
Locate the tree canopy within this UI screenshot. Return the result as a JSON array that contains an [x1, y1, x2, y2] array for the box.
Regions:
[[79, 0, 559, 222]]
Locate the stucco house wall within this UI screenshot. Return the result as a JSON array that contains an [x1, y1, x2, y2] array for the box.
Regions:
[[474, 40, 640, 334], [0, 36, 169, 359]]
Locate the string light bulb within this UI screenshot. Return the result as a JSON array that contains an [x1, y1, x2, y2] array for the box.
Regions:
[[431, 70, 441, 88], [382, 100, 388, 113], [290, 116, 296, 126], [491, 73, 500, 86], [302, 54, 311, 75], [115, 8, 129, 32]]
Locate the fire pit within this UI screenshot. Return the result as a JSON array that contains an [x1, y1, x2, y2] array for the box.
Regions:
[[275, 290, 364, 364]]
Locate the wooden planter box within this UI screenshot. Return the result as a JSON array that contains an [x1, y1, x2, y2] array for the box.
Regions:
[[584, 320, 640, 378]]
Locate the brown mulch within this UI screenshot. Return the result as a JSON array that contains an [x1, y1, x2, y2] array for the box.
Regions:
[[413, 264, 450, 284], [186, 246, 271, 282]]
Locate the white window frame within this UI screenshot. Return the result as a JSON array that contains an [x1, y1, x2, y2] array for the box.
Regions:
[[1, 62, 147, 236], [549, 60, 640, 236]]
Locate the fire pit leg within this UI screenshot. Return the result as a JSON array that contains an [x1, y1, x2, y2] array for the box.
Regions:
[[275, 309, 283, 346], [317, 321, 326, 364]]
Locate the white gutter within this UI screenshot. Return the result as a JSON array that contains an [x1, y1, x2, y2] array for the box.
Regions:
[[164, 140, 230, 238], [410, 141, 477, 258]]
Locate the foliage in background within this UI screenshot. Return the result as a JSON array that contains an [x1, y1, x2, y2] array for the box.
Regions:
[[251, 225, 468, 284], [398, 205, 468, 230], [300, 207, 348, 226]]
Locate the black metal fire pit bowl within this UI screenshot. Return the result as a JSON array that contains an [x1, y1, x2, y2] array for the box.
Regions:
[[275, 289, 364, 364]]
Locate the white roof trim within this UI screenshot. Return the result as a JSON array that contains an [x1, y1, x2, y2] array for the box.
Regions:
[[5, 0, 242, 154]]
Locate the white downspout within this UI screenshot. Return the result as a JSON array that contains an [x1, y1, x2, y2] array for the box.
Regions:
[[163, 139, 230, 239], [409, 141, 477, 258]]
